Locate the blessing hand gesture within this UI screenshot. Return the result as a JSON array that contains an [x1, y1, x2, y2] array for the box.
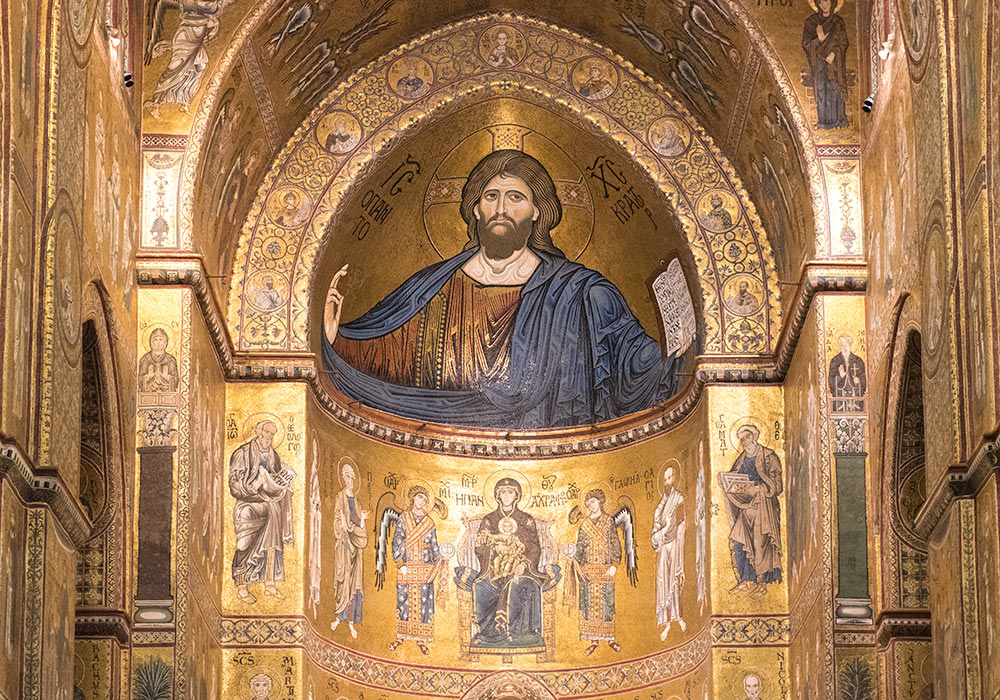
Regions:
[[324, 264, 349, 344]]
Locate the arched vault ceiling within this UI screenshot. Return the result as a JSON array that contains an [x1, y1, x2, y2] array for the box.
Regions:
[[224, 13, 784, 356], [147, 0, 835, 301]]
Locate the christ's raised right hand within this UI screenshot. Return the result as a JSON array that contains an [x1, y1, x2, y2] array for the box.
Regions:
[[324, 264, 349, 344]]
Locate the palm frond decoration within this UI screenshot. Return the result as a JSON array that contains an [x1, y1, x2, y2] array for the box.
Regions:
[[838, 658, 874, 700], [134, 658, 173, 700]]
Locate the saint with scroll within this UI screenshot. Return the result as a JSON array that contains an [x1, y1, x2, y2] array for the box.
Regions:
[[322, 149, 694, 429]]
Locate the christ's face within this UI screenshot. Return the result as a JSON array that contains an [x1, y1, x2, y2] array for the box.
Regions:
[[475, 174, 538, 260], [498, 486, 519, 508]]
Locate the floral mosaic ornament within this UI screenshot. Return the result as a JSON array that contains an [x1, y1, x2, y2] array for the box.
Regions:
[[228, 14, 782, 358]]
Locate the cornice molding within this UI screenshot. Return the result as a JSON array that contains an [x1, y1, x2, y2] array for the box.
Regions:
[[0, 439, 93, 549], [136, 258, 867, 454], [914, 436, 1000, 541], [874, 610, 932, 648], [75, 610, 132, 646]]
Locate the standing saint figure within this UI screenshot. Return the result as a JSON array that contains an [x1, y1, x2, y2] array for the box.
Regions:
[[720, 425, 783, 599], [330, 460, 369, 638], [828, 335, 866, 412], [695, 448, 707, 615], [565, 488, 637, 654], [229, 420, 295, 604], [143, 0, 233, 118], [374, 485, 449, 654], [652, 466, 686, 640], [138, 328, 180, 394], [802, 0, 849, 129]]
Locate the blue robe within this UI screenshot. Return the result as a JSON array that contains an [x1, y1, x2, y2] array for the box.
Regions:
[[322, 248, 683, 428]]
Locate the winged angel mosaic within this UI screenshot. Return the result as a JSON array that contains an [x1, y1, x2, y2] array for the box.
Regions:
[[373, 484, 450, 654], [144, 0, 234, 118], [564, 488, 638, 654], [323, 150, 698, 430]]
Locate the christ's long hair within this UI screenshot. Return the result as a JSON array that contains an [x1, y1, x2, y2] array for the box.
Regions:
[[459, 149, 565, 257]]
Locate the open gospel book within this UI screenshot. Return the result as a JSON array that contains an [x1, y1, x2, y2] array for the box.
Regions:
[[651, 258, 697, 357]]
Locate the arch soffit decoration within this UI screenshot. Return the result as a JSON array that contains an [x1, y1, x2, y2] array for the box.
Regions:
[[876, 296, 927, 610], [172, 1, 829, 313], [79, 281, 128, 542], [225, 14, 784, 356]]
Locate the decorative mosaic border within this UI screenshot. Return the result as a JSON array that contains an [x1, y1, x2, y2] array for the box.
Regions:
[[201, 601, 713, 699], [22, 508, 46, 700], [228, 13, 783, 357], [141, 133, 189, 151], [711, 616, 791, 645], [959, 500, 982, 697]]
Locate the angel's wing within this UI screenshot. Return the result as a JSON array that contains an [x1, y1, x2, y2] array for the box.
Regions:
[[143, 0, 180, 65], [613, 497, 639, 587], [536, 517, 557, 570], [432, 496, 448, 521], [567, 504, 583, 525], [334, 0, 396, 56], [373, 491, 401, 590], [455, 515, 483, 571]]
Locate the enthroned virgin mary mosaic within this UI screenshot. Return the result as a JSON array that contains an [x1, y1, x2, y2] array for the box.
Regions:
[[322, 148, 696, 429]]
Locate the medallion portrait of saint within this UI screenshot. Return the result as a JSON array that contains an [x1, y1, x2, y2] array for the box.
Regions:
[[486, 29, 520, 67], [374, 484, 450, 654], [322, 149, 690, 429]]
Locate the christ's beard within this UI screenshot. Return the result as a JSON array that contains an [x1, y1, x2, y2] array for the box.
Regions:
[[478, 215, 532, 260]]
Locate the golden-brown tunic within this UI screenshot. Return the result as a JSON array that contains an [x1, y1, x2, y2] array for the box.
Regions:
[[333, 271, 523, 390]]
